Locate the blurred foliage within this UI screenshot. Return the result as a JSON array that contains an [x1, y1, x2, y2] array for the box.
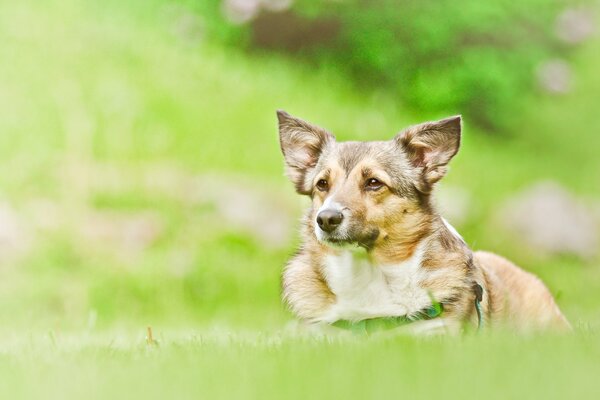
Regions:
[[0, 0, 598, 332], [202, 0, 583, 131]]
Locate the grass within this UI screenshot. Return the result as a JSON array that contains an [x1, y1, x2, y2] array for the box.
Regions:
[[0, 331, 599, 399], [0, 0, 599, 398]]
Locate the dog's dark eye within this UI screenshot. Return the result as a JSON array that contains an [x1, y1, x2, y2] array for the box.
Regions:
[[365, 178, 384, 191], [316, 179, 329, 192]]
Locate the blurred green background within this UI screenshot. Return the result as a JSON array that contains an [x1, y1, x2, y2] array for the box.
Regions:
[[0, 0, 599, 398]]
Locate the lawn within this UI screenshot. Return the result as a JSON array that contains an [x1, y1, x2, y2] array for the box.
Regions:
[[1, 332, 599, 399], [0, 0, 598, 398]]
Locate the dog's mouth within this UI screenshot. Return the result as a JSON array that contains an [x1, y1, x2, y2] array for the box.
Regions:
[[320, 229, 380, 250], [323, 237, 358, 248]]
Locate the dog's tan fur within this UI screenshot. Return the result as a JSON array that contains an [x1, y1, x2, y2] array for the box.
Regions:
[[277, 110, 569, 333]]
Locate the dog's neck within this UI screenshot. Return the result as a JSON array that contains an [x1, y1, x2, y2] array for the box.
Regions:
[[369, 212, 452, 266], [311, 212, 472, 323]]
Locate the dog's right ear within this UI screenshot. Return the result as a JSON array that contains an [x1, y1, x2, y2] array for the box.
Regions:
[[277, 110, 335, 195]]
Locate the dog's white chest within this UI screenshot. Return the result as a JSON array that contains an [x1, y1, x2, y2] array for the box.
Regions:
[[320, 244, 432, 322]]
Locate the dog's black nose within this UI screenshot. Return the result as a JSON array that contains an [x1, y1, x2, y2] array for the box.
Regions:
[[316, 210, 344, 233]]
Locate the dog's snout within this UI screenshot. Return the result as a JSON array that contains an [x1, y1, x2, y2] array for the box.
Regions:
[[316, 209, 344, 233]]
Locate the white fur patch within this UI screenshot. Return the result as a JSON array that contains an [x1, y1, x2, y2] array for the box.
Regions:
[[442, 217, 464, 242], [318, 240, 435, 323]]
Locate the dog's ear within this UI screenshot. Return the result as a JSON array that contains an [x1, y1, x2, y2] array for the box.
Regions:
[[277, 110, 335, 195], [395, 115, 461, 193]]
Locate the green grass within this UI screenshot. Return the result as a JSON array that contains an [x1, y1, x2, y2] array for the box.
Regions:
[[0, 331, 599, 399], [0, 0, 599, 398]]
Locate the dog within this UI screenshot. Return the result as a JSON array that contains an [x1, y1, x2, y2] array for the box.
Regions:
[[277, 110, 570, 334]]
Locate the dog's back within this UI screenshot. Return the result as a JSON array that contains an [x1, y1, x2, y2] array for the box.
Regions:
[[475, 251, 571, 331]]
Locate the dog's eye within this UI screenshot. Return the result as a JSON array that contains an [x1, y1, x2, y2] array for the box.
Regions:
[[365, 178, 384, 191], [316, 179, 329, 192]]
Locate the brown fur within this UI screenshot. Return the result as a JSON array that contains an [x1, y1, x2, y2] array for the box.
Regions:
[[277, 110, 570, 333]]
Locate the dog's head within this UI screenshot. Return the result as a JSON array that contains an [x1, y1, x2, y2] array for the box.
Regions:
[[277, 110, 461, 250]]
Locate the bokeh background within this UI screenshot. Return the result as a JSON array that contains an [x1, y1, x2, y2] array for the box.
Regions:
[[1, 0, 600, 386]]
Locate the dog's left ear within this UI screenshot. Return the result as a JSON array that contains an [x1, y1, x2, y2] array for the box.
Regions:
[[395, 115, 461, 193], [277, 110, 335, 195]]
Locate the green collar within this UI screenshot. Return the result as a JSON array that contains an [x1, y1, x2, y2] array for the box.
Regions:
[[330, 283, 485, 334], [331, 301, 443, 335]]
